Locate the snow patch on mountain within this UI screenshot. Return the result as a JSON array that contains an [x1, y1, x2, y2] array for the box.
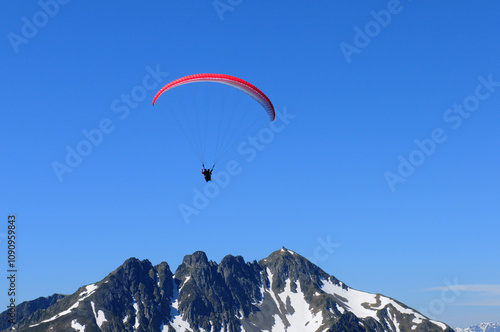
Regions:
[[281, 248, 297, 255], [455, 322, 500, 332], [132, 296, 140, 330], [71, 319, 85, 331], [81, 284, 98, 297], [321, 277, 380, 321], [431, 320, 447, 330], [29, 298, 80, 327], [277, 279, 323, 331], [91, 301, 107, 328], [29, 283, 98, 327], [11, 249, 454, 332], [259, 268, 324, 331], [321, 277, 447, 330], [384, 307, 400, 332], [168, 275, 194, 332]]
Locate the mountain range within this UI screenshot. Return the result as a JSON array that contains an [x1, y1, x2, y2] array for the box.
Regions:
[[1, 248, 454, 331], [455, 323, 500, 332]]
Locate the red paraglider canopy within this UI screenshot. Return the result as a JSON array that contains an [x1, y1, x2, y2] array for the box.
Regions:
[[152, 73, 275, 121]]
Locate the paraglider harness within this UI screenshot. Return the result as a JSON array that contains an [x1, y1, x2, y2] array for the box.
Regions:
[[202, 164, 214, 182]]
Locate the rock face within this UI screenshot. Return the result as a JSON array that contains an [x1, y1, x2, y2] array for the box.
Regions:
[[0, 293, 65, 331], [2, 249, 454, 332]]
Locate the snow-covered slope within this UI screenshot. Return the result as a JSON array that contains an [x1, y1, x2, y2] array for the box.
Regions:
[[1, 248, 453, 332], [240, 249, 450, 332], [455, 322, 500, 332]]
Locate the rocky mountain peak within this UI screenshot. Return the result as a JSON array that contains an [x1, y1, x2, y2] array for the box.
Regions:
[[259, 247, 343, 294], [181, 250, 209, 267], [2, 249, 454, 332]]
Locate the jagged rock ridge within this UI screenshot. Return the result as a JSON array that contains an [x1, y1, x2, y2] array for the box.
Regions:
[[2, 248, 454, 332]]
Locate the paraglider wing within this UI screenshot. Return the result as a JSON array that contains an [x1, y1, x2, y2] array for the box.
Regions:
[[152, 73, 275, 121]]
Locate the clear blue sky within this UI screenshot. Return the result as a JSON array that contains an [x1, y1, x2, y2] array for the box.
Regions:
[[1, 1, 499, 328]]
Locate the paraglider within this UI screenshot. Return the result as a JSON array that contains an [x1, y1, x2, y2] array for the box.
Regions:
[[153, 73, 275, 120], [152, 73, 275, 181], [201, 164, 214, 182]]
